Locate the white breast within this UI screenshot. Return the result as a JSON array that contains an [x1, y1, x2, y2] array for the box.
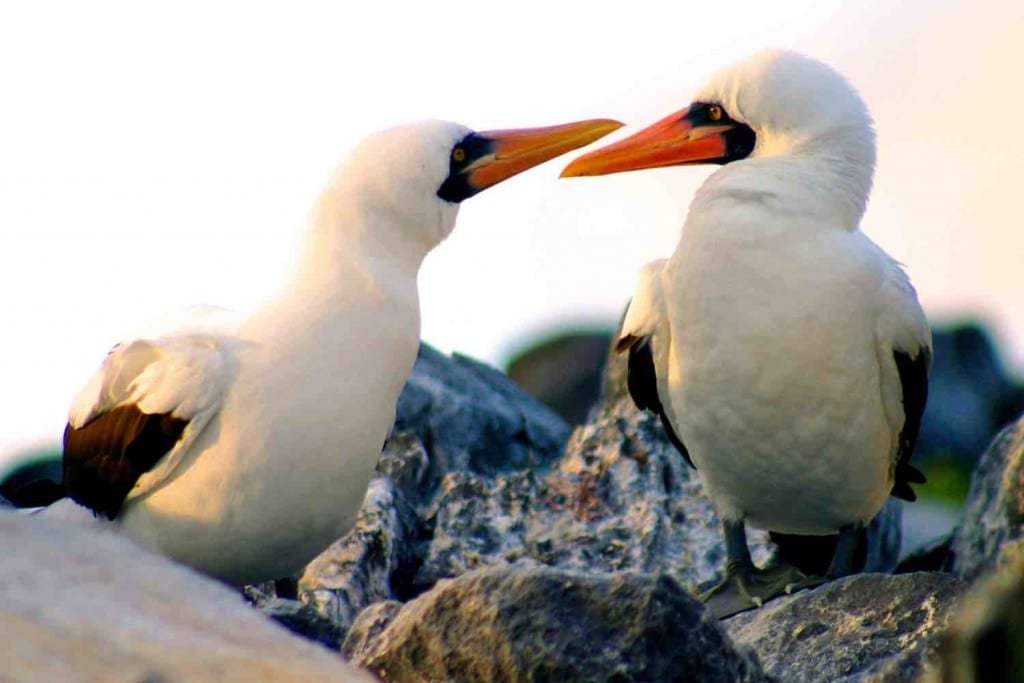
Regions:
[[664, 216, 894, 533]]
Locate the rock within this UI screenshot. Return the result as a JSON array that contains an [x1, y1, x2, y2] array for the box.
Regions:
[[258, 598, 347, 651], [931, 548, 1024, 682], [950, 417, 1024, 581], [725, 572, 965, 682], [0, 510, 373, 683], [299, 343, 902, 643], [301, 345, 570, 637], [394, 346, 571, 483], [343, 565, 771, 683], [506, 330, 614, 425]]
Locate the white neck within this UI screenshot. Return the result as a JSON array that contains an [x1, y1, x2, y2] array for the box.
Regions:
[[696, 124, 875, 231], [242, 169, 445, 345]]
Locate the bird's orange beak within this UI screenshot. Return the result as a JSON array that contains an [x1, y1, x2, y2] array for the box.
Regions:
[[467, 119, 624, 191], [560, 106, 735, 177]]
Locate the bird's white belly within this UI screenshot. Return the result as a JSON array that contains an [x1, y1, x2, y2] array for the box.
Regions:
[[678, 364, 892, 534], [119, 335, 416, 585], [667, 227, 894, 534]]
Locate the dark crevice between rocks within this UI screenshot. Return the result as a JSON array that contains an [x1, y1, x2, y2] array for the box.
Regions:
[[896, 534, 955, 574], [389, 519, 431, 602]]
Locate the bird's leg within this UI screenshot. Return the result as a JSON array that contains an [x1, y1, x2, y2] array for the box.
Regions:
[[825, 522, 862, 578], [784, 522, 863, 594], [701, 520, 807, 619]]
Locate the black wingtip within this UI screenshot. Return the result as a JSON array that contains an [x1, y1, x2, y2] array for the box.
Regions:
[[891, 481, 918, 502], [900, 464, 927, 484]]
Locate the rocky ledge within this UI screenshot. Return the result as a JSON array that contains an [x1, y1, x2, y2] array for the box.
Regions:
[[268, 342, 1016, 681], [5, 342, 1023, 681]]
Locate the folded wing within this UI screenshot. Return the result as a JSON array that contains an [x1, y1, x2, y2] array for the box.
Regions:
[[65, 332, 234, 518]]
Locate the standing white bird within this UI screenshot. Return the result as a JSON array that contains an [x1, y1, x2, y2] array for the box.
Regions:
[[562, 50, 930, 617], [43, 117, 622, 586]]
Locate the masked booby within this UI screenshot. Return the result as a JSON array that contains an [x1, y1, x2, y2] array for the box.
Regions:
[[44, 117, 622, 586], [563, 50, 930, 617]]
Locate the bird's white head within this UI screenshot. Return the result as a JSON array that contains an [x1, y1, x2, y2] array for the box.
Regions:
[[696, 50, 874, 161], [562, 51, 876, 225], [320, 118, 622, 264]]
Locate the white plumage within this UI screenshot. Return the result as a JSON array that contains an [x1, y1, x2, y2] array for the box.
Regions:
[[52, 117, 621, 585], [566, 50, 931, 616]]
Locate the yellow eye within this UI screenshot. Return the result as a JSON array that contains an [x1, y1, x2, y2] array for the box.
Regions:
[[452, 147, 466, 163], [708, 104, 723, 122]]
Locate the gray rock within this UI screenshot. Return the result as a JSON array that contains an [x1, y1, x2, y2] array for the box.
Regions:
[[343, 565, 772, 683], [950, 417, 1024, 581], [258, 598, 347, 651], [394, 346, 572, 482], [341, 600, 403, 656], [931, 548, 1024, 683], [301, 345, 570, 638], [725, 572, 965, 682], [299, 343, 902, 644], [0, 510, 373, 683]]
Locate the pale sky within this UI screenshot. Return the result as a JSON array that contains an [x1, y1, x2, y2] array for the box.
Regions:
[[1, 0, 1022, 466]]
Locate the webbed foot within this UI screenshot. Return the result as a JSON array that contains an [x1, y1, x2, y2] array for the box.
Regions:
[[701, 561, 808, 618]]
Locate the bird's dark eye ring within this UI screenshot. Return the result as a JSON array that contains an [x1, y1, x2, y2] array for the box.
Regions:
[[708, 104, 723, 122], [452, 147, 466, 163]]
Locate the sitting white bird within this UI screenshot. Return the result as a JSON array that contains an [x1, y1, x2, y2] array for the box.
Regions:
[[562, 50, 930, 618], [42, 117, 621, 586]]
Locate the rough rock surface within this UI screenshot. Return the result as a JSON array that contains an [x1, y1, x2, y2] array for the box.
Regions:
[[950, 417, 1024, 581], [343, 565, 771, 683], [0, 510, 373, 683], [932, 548, 1024, 682], [726, 572, 964, 682], [299, 344, 903, 647]]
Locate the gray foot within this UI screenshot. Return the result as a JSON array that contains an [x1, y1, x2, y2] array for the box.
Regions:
[[701, 562, 808, 619]]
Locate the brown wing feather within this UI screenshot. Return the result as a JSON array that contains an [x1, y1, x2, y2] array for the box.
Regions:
[[63, 405, 188, 519]]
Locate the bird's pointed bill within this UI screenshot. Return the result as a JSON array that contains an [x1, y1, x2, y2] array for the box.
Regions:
[[467, 119, 623, 191], [560, 107, 733, 177]]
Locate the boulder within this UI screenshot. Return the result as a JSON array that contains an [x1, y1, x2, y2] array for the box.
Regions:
[[931, 548, 1024, 682], [725, 572, 964, 682], [299, 343, 903, 645], [343, 565, 771, 683], [0, 510, 373, 683], [950, 417, 1024, 580]]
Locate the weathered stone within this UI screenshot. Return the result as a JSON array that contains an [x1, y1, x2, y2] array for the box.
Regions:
[[393, 346, 572, 483], [0, 510, 373, 682], [300, 345, 570, 637], [299, 343, 903, 644], [950, 417, 1024, 581], [725, 572, 964, 682], [342, 600, 403, 656], [344, 565, 771, 683], [258, 598, 347, 651], [931, 549, 1024, 683]]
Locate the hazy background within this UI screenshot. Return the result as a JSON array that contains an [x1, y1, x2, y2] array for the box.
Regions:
[[1, 0, 1021, 469]]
